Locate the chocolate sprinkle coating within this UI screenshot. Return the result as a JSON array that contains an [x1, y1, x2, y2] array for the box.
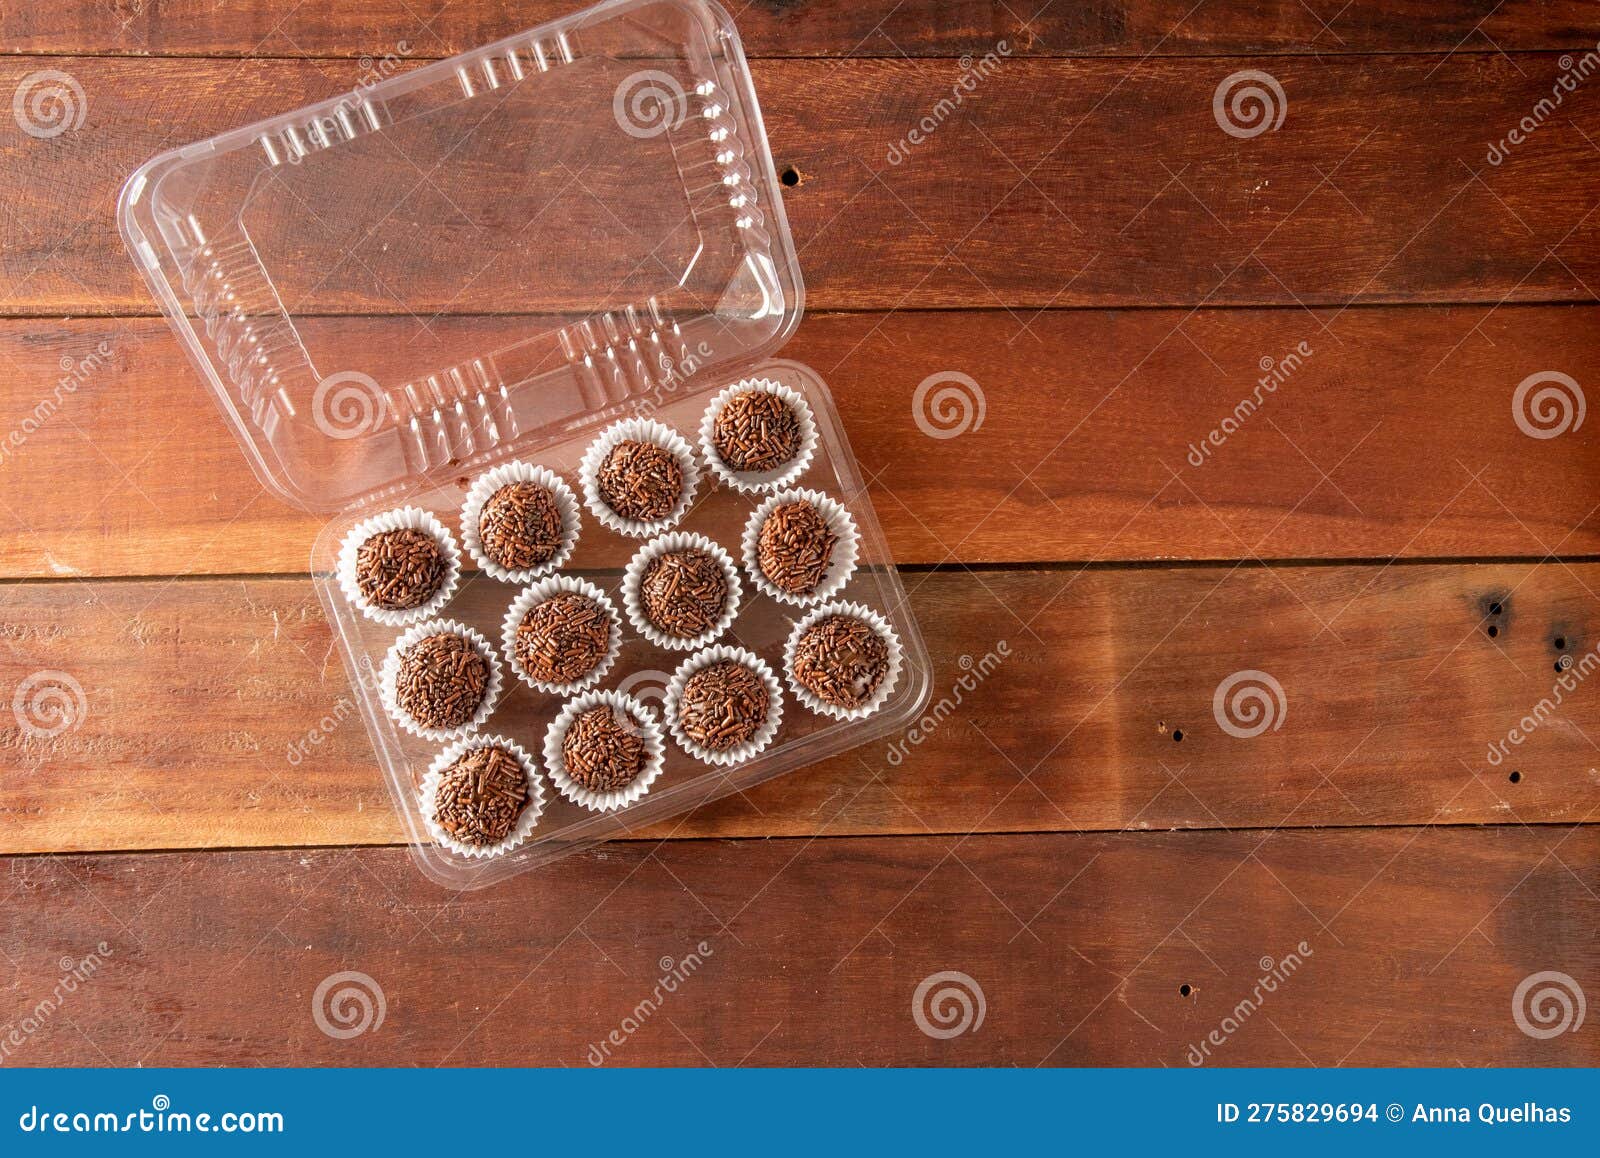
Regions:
[[514, 593, 614, 685], [756, 501, 838, 595], [712, 390, 802, 473], [792, 615, 890, 710], [395, 632, 490, 729], [677, 660, 770, 752], [477, 481, 563, 571], [355, 528, 446, 610], [561, 705, 649, 793], [597, 440, 683, 522], [640, 550, 729, 639], [433, 745, 529, 846]]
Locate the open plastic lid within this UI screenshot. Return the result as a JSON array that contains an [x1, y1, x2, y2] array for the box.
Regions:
[[118, 0, 802, 513]]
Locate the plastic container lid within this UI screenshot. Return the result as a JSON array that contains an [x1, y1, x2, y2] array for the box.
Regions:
[[118, 0, 803, 513]]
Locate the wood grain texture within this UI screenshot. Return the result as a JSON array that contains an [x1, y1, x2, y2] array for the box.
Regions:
[[3, 0, 1593, 58], [5, 565, 1599, 855], [3, 306, 1597, 579], [3, 54, 1598, 314], [4, 827, 1595, 1065]]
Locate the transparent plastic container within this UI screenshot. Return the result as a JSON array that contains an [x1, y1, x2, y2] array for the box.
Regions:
[[118, 0, 930, 887]]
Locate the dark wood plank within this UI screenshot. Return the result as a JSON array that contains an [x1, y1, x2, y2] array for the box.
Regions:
[[3, 54, 1599, 314], [4, 306, 1597, 580], [4, 827, 1595, 1064], [3, 1, 1594, 58], [6, 565, 1599, 855]]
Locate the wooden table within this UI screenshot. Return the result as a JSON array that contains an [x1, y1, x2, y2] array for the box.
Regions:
[[2, 1, 1598, 1066]]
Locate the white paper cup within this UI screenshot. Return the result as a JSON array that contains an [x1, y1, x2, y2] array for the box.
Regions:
[[501, 575, 622, 696], [782, 602, 904, 721], [578, 417, 701, 538], [698, 378, 818, 493], [663, 645, 784, 766], [419, 735, 546, 858], [459, 462, 581, 583], [543, 690, 666, 812], [336, 507, 461, 627], [379, 619, 504, 742], [621, 532, 743, 652], [740, 488, 861, 607]]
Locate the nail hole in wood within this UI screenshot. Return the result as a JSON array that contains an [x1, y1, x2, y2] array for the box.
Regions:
[[1179, 983, 1193, 997], [1487, 625, 1499, 638], [1509, 770, 1522, 784], [1172, 729, 1184, 742], [1555, 636, 1567, 650], [780, 166, 802, 187], [1490, 601, 1503, 615]]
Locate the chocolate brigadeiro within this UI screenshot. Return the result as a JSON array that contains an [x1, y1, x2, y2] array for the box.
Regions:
[[395, 632, 490, 730], [677, 660, 770, 752], [712, 390, 802, 473], [561, 704, 649, 793], [433, 744, 528, 847], [356, 528, 446, 610], [640, 550, 728, 639], [597, 440, 683, 522], [756, 501, 837, 595], [792, 615, 890, 711], [514, 593, 614, 685], [477, 481, 563, 571]]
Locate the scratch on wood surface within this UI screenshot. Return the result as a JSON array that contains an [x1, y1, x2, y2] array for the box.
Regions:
[[1117, 979, 1162, 1036]]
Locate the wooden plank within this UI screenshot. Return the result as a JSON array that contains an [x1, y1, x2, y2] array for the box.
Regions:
[[4, 306, 1598, 580], [5, 565, 1599, 855], [3, 827, 1594, 1064], [3, 54, 1599, 315], [6, 0, 1599, 59], [3, 1, 1593, 59]]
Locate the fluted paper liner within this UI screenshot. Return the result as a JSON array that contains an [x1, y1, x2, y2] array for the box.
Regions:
[[782, 601, 903, 721], [379, 619, 504, 742], [501, 575, 622, 696], [621, 531, 743, 652], [578, 417, 701, 538], [543, 690, 666, 812], [663, 645, 784, 767], [420, 734, 546, 858], [337, 506, 461, 627], [740, 488, 861, 607], [698, 378, 818, 494], [459, 461, 580, 583]]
